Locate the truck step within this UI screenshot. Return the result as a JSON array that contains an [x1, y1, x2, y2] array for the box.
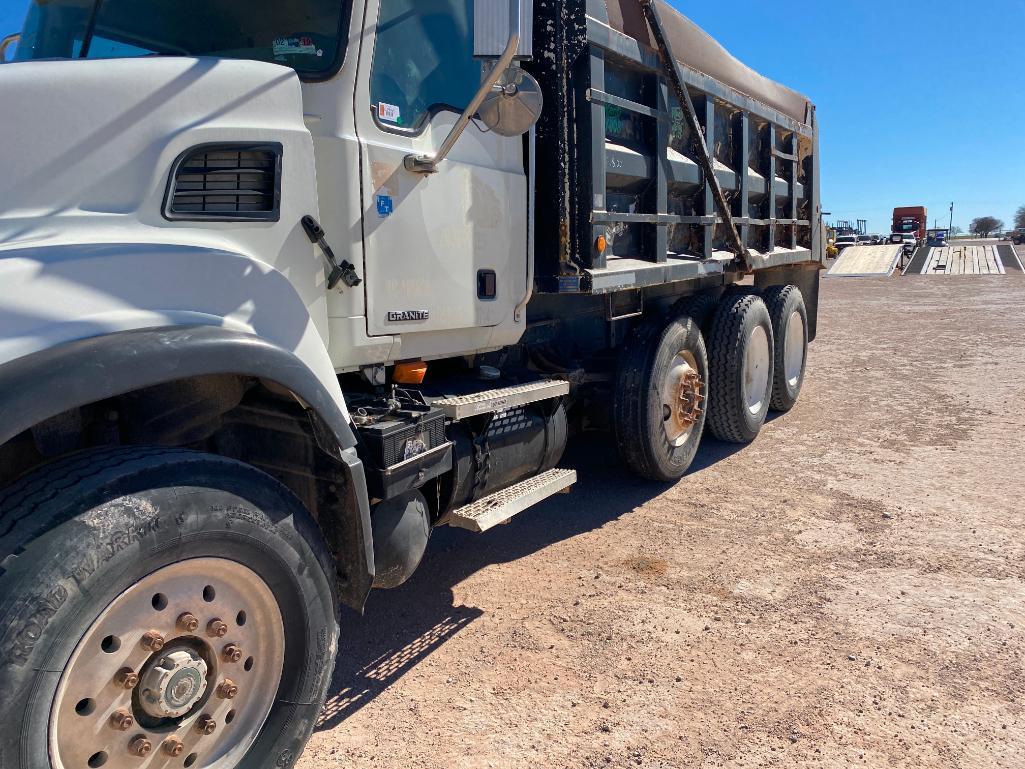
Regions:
[[433, 380, 569, 420], [447, 468, 577, 533]]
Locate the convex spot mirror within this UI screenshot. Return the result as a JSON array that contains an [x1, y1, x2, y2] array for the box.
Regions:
[[479, 67, 542, 136]]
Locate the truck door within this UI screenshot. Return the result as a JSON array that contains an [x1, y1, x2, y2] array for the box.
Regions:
[[354, 0, 527, 337]]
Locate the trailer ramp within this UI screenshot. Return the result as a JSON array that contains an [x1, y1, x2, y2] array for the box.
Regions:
[[910, 245, 1015, 276], [902, 246, 930, 275], [997, 245, 1024, 272], [826, 245, 902, 277]]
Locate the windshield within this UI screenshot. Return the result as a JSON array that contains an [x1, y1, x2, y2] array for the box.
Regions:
[[14, 0, 349, 77]]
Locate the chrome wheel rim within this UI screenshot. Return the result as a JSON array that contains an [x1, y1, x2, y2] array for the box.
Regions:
[[660, 350, 705, 447], [784, 311, 805, 388], [743, 325, 771, 415], [50, 558, 284, 769]]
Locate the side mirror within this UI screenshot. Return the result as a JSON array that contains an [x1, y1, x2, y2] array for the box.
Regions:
[[405, 0, 538, 173], [478, 66, 543, 137], [1, 33, 20, 64]]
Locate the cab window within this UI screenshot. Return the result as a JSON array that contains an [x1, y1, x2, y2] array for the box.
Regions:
[[15, 0, 349, 77], [369, 0, 479, 131]]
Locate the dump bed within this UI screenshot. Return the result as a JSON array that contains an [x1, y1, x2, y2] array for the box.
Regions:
[[526, 0, 822, 294]]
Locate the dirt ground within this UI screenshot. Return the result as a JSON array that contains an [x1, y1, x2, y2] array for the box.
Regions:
[[298, 274, 1025, 769]]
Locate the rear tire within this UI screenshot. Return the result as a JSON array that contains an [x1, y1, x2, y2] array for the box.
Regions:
[[614, 313, 708, 482], [706, 293, 775, 444], [0, 447, 338, 769], [763, 285, 808, 412], [670, 292, 718, 333]]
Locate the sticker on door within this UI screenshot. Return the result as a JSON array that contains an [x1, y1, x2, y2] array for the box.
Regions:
[[377, 103, 402, 123]]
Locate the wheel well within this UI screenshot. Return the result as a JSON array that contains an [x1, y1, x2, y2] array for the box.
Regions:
[[0, 374, 371, 609]]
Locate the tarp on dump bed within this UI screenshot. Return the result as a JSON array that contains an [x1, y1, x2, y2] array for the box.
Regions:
[[603, 0, 812, 125]]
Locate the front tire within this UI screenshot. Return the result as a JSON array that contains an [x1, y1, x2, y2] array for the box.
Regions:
[[706, 293, 775, 444], [0, 447, 338, 769], [614, 313, 709, 482]]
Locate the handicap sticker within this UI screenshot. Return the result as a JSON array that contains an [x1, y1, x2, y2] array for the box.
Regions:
[[377, 102, 402, 123], [376, 194, 393, 218], [272, 36, 318, 57]]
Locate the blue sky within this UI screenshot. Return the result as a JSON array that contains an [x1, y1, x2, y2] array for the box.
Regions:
[[674, 0, 1025, 234], [2, 0, 1023, 234]]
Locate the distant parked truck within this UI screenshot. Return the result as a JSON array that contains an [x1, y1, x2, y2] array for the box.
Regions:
[[892, 206, 928, 242]]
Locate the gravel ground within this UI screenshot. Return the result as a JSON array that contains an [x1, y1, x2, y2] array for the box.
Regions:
[[298, 275, 1025, 769]]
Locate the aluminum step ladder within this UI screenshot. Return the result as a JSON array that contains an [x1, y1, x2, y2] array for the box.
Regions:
[[432, 380, 569, 420], [447, 468, 577, 533]]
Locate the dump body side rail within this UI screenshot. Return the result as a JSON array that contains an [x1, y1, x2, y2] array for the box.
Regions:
[[638, 0, 750, 271], [528, 0, 821, 295]]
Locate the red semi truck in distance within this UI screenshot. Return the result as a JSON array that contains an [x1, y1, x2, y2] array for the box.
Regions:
[[893, 206, 928, 241]]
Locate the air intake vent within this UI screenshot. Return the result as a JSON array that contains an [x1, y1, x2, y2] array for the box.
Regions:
[[165, 143, 281, 221]]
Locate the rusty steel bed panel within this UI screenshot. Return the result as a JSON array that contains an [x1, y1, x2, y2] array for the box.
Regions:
[[526, 0, 822, 295], [603, 0, 811, 126]]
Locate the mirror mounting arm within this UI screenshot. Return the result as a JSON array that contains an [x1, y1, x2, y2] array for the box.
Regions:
[[404, 28, 520, 175], [1, 33, 20, 63]]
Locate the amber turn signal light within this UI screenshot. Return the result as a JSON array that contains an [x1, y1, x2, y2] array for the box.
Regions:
[[393, 361, 427, 384]]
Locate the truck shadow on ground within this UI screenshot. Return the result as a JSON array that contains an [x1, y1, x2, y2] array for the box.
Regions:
[[316, 431, 747, 731]]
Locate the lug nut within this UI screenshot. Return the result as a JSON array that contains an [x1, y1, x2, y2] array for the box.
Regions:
[[216, 679, 238, 699], [222, 643, 242, 663], [114, 667, 139, 689], [109, 709, 134, 731], [195, 714, 217, 735], [207, 618, 229, 638], [177, 612, 200, 633], [140, 630, 165, 652], [128, 735, 153, 757], [162, 736, 185, 757]]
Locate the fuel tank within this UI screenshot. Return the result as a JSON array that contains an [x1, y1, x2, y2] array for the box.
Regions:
[[442, 402, 568, 513]]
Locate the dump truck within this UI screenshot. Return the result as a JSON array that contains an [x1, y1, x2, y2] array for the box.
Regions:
[[0, 1, 822, 766], [892, 206, 928, 242]]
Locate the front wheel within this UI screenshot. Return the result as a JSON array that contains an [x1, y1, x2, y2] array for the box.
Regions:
[[0, 447, 338, 769]]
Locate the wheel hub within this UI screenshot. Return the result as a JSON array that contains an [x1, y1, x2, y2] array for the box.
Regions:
[[48, 558, 285, 769], [675, 370, 703, 428], [139, 648, 209, 718], [661, 351, 705, 447], [784, 310, 805, 387], [743, 325, 771, 415]]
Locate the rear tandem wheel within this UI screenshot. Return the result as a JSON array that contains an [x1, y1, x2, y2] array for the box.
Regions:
[[705, 293, 775, 444], [613, 313, 709, 482], [762, 284, 809, 413]]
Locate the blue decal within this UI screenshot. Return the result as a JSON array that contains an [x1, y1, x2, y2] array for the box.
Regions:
[[557, 275, 581, 293], [376, 194, 393, 218]]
